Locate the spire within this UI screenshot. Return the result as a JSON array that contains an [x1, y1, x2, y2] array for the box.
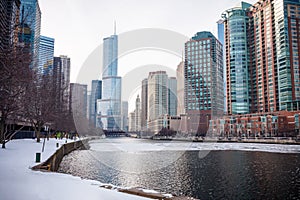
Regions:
[[114, 20, 116, 35]]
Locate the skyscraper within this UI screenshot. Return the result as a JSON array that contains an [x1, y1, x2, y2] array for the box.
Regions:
[[70, 83, 88, 119], [222, 2, 252, 115], [168, 77, 177, 116], [223, 0, 300, 114], [0, 0, 21, 50], [185, 31, 224, 134], [53, 55, 71, 113], [176, 61, 185, 115], [147, 71, 168, 133], [19, 0, 41, 69], [141, 78, 148, 130], [97, 32, 122, 130], [38, 35, 54, 74], [135, 95, 141, 131], [89, 80, 102, 127], [217, 19, 227, 113], [121, 101, 128, 131]]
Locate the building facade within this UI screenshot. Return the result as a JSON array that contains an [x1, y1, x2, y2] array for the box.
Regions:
[[141, 78, 148, 130], [53, 55, 71, 113], [89, 80, 102, 127], [223, 0, 300, 114], [168, 77, 177, 116], [147, 71, 169, 133], [176, 61, 185, 115], [184, 31, 224, 134], [19, 0, 41, 69], [38, 35, 54, 74], [97, 33, 122, 130], [0, 0, 21, 50], [121, 101, 128, 131], [70, 83, 88, 120]]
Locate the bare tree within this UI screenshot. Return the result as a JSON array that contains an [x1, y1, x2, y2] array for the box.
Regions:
[[24, 73, 57, 142], [0, 45, 32, 148]]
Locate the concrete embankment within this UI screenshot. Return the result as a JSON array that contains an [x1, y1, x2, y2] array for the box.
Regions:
[[150, 137, 300, 145], [32, 139, 89, 171]]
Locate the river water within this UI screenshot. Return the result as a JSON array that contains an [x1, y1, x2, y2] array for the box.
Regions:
[[59, 138, 300, 199]]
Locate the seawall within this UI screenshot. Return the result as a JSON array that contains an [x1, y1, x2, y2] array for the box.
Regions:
[[32, 139, 89, 172]]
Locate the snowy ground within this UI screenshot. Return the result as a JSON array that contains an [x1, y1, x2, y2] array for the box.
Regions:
[[0, 138, 148, 200]]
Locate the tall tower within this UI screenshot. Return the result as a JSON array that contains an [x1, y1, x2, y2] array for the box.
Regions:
[[141, 78, 148, 130], [53, 55, 71, 113], [19, 0, 41, 69], [176, 61, 185, 115], [222, 2, 252, 115], [168, 77, 177, 116], [184, 31, 224, 134], [90, 80, 102, 127], [135, 95, 141, 131], [223, 0, 300, 113], [0, 0, 21, 51], [147, 71, 168, 133], [97, 30, 122, 130], [38, 35, 54, 75]]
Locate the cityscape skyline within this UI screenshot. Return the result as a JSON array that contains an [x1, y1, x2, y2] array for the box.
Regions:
[[39, 0, 257, 83]]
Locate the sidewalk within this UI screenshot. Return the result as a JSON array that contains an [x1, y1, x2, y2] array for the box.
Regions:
[[0, 138, 148, 200]]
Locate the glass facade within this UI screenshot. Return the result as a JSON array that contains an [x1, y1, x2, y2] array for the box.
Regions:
[[19, 0, 41, 69], [184, 32, 224, 117], [97, 34, 122, 130], [38, 35, 54, 75], [223, 4, 251, 115], [223, 0, 300, 114], [168, 77, 177, 116], [90, 80, 102, 127]]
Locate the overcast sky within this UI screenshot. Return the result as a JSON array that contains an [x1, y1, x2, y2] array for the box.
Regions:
[[38, 0, 257, 111]]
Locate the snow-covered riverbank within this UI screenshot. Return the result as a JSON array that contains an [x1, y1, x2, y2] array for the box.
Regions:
[[0, 139, 148, 200]]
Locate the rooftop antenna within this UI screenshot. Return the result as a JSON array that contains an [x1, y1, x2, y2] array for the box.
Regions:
[[114, 20, 116, 35]]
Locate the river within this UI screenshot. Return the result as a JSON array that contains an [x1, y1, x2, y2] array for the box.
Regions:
[[58, 138, 300, 199]]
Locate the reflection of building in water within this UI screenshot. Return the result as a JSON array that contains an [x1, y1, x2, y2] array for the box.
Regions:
[[97, 31, 122, 131]]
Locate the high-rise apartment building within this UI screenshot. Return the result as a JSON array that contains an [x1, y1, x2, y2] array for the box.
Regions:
[[0, 0, 21, 50], [38, 35, 54, 74], [217, 19, 227, 113], [168, 77, 177, 116], [223, 0, 300, 114], [19, 0, 41, 69], [89, 80, 102, 127], [223, 2, 252, 115], [97, 32, 122, 130], [184, 31, 224, 134]]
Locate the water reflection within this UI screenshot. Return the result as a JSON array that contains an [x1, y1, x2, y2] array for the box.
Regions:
[[59, 140, 300, 199]]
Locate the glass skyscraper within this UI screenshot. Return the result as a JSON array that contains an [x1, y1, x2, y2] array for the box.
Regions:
[[19, 0, 41, 69], [223, 0, 300, 114], [222, 2, 252, 115], [38, 35, 54, 74], [97, 33, 122, 130]]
